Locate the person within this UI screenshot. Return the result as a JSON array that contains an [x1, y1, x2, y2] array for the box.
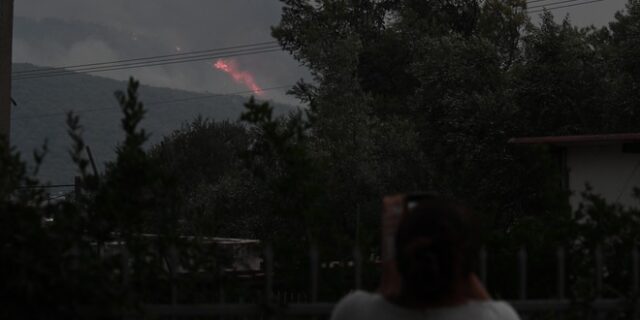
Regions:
[[330, 196, 520, 320]]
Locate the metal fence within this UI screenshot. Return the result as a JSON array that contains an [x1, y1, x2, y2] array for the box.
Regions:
[[80, 244, 640, 319]]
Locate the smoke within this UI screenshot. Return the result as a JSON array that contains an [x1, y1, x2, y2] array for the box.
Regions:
[[13, 0, 310, 105], [213, 59, 263, 95]]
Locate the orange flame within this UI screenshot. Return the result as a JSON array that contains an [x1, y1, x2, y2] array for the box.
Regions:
[[213, 59, 263, 95]]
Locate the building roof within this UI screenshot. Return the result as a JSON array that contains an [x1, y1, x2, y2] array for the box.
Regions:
[[508, 133, 640, 146]]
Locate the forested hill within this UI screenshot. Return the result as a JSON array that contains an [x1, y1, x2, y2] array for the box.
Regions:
[[10, 63, 293, 185]]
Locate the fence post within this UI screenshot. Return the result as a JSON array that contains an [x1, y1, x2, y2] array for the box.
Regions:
[[168, 244, 179, 307], [595, 245, 603, 298], [265, 243, 274, 303], [121, 245, 131, 319], [218, 268, 226, 304], [518, 247, 527, 300], [74, 176, 81, 202], [595, 245, 604, 320], [239, 296, 248, 320], [479, 246, 488, 286], [310, 243, 319, 302], [557, 247, 565, 299], [354, 244, 362, 290], [633, 245, 638, 294], [166, 244, 180, 320], [122, 246, 130, 287], [633, 245, 639, 320]]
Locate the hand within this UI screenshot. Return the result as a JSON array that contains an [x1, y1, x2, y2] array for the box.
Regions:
[[465, 273, 491, 301]]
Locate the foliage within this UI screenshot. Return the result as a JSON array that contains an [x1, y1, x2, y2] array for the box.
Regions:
[[151, 117, 255, 237], [0, 78, 228, 318], [11, 63, 263, 185], [150, 0, 640, 303], [267, 0, 640, 301]]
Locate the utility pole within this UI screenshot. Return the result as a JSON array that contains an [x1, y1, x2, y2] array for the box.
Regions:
[[0, 0, 13, 142]]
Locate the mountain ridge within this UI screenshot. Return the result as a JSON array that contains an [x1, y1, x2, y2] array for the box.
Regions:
[[10, 63, 294, 185]]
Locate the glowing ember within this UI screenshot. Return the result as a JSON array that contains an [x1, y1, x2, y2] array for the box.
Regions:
[[213, 59, 263, 95]]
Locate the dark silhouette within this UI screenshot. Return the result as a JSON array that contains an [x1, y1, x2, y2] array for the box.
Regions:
[[331, 196, 520, 320], [394, 198, 480, 307]]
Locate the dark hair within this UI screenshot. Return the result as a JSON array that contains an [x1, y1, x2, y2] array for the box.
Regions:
[[394, 197, 478, 303]]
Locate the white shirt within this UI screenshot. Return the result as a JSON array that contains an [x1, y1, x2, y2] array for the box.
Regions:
[[330, 291, 521, 320]]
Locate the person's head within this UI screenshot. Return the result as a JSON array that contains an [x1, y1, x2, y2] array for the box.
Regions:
[[394, 196, 479, 304]]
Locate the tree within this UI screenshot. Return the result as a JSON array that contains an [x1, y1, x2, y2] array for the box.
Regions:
[[268, 0, 640, 300], [151, 118, 256, 238], [0, 78, 232, 318], [143, 0, 640, 302], [607, 0, 640, 131]]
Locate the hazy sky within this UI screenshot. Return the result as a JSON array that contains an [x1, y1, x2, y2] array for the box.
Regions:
[[12, 0, 631, 104], [529, 0, 629, 26], [13, 0, 307, 104]]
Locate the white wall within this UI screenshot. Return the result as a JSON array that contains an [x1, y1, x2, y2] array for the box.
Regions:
[[567, 144, 640, 209]]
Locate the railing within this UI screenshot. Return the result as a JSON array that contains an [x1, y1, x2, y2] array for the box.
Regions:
[[79, 244, 640, 318]]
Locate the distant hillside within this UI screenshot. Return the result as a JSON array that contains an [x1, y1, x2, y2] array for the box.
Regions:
[[11, 63, 293, 185]]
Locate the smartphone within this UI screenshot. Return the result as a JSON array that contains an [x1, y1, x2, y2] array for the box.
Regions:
[[379, 192, 435, 298]]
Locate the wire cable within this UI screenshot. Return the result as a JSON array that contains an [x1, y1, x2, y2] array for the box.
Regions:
[[13, 46, 279, 79], [13, 41, 278, 75], [528, 0, 604, 14], [13, 46, 282, 80], [13, 43, 279, 77], [527, 0, 585, 10], [526, 0, 558, 4]]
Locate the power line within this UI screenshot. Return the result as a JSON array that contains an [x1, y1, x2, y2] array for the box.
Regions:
[[528, 0, 604, 14], [13, 46, 282, 80], [527, 0, 585, 10], [13, 40, 278, 75], [13, 44, 279, 78], [7, 1, 611, 78], [11, 84, 293, 121], [524, 0, 583, 4], [13, 45, 280, 79], [526, 0, 558, 4]]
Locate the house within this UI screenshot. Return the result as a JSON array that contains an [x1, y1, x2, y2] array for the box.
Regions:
[[509, 133, 640, 209]]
